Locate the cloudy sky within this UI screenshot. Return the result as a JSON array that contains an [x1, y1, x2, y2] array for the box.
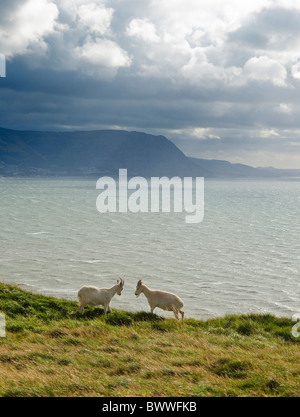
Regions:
[[1, 0, 300, 168]]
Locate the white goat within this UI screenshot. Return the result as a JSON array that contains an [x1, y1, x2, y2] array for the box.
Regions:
[[78, 278, 124, 314], [135, 280, 184, 320]]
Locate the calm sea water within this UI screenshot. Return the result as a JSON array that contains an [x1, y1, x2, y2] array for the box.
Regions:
[[0, 177, 299, 319]]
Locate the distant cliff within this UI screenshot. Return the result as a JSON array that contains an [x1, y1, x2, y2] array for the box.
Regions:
[[0, 127, 204, 177], [0, 127, 299, 178], [189, 157, 300, 178]]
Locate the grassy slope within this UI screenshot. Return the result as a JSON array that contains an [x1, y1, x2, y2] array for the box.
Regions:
[[0, 282, 299, 397]]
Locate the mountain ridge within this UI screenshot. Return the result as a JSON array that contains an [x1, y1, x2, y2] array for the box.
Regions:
[[0, 127, 299, 178]]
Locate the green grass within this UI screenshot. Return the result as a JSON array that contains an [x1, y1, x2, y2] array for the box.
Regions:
[[0, 282, 299, 397]]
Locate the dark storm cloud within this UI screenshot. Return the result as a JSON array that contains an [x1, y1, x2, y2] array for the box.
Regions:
[[229, 7, 300, 50], [1, 0, 300, 168]]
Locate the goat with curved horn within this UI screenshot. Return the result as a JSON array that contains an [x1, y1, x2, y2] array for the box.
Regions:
[[78, 278, 125, 314]]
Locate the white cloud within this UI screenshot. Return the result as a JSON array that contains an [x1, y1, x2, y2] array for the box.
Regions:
[[260, 128, 279, 137], [278, 103, 293, 113], [182, 47, 244, 87], [150, 0, 272, 43], [0, 0, 59, 58], [190, 128, 221, 139], [75, 37, 131, 69], [2, 0, 298, 86], [55, 1, 132, 76], [77, 3, 113, 36], [122, 0, 295, 88], [291, 60, 300, 79], [244, 56, 287, 86], [126, 18, 160, 43]]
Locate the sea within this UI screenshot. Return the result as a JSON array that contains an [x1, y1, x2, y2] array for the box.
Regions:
[[0, 177, 299, 320]]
